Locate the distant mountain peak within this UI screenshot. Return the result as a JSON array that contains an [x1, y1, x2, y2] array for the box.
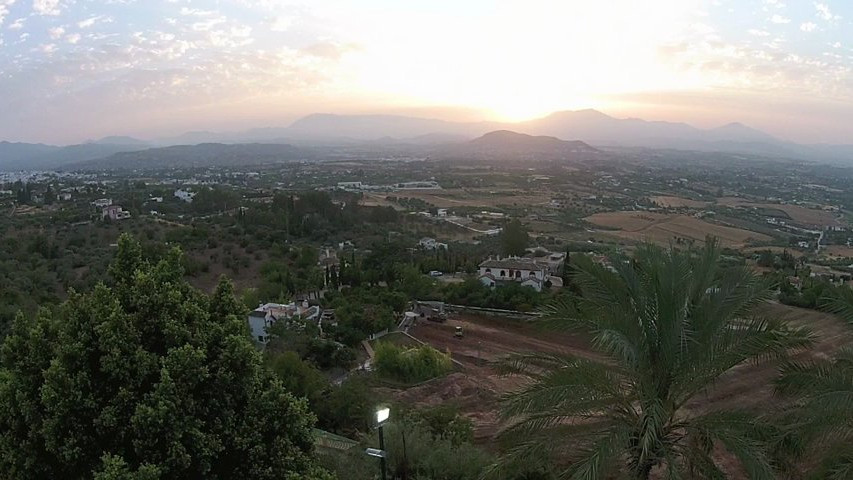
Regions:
[[454, 129, 600, 161], [471, 130, 563, 145]]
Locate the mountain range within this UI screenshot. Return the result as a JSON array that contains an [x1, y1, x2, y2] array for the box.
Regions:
[[2, 109, 852, 170]]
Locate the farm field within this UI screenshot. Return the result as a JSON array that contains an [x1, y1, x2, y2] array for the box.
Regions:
[[585, 211, 771, 247], [821, 245, 853, 258], [716, 198, 841, 227], [392, 188, 553, 208], [649, 195, 710, 208]]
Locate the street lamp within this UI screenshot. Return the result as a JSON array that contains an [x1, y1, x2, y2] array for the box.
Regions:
[[366, 407, 390, 480]]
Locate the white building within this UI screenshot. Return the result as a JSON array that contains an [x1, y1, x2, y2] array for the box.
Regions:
[[337, 181, 364, 191], [102, 205, 131, 221], [477, 257, 547, 292], [248, 301, 321, 344], [418, 237, 448, 250], [174, 189, 196, 203], [396, 181, 441, 190], [92, 198, 113, 208], [58, 193, 72, 201]]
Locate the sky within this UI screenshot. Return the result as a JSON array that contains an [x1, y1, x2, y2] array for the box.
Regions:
[[0, 0, 851, 145]]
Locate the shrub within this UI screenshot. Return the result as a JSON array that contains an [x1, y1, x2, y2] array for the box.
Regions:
[[373, 342, 452, 383]]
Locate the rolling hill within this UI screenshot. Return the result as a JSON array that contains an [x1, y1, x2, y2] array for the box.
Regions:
[[439, 130, 601, 162], [68, 143, 307, 171]]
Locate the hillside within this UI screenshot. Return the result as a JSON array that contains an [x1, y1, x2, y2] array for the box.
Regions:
[[0, 141, 146, 171], [438, 130, 600, 163], [69, 143, 307, 170]]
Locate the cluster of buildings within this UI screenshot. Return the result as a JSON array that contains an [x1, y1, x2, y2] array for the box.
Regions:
[[335, 180, 442, 192]]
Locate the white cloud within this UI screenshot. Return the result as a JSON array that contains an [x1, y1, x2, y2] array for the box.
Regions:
[[78, 15, 110, 28], [748, 29, 770, 37], [37, 42, 56, 53], [0, 0, 16, 27], [191, 16, 226, 32], [831, 41, 841, 48], [770, 14, 790, 24], [180, 7, 217, 16], [815, 3, 840, 21], [48, 26, 64, 39], [8, 17, 24, 29], [270, 16, 293, 32], [65, 32, 79, 43], [800, 22, 817, 32], [32, 0, 61, 16]]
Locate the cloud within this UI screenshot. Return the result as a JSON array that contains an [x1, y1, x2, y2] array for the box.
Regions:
[[37, 42, 56, 53], [180, 7, 217, 16], [270, 16, 293, 32], [48, 26, 64, 39], [815, 3, 840, 21], [770, 14, 790, 24], [8, 17, 24, 29], [0, 0, 16, 27], [748, 29, 770, 37], [78, 15, 110, 28], [65, 32, 79, 43], [800, 22, 817, 32], [32, 0, 61, 16]]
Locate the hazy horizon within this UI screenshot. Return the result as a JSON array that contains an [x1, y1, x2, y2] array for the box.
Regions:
[[1, 0, 852, 145]]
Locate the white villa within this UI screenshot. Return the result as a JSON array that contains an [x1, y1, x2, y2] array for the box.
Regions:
[[478, 257, 548, 292], [174, 189, 196, 203], [418, 237, 448, 250], [248, 301, 321, 344]]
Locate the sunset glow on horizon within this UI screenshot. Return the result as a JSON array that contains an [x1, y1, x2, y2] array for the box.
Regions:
[[1, 0, 851, 144]]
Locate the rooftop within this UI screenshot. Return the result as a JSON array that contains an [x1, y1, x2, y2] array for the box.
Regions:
[[479, 257, 543, 271]]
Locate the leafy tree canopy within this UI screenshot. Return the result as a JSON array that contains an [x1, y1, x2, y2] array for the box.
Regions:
[[0, 233, 329, 480]]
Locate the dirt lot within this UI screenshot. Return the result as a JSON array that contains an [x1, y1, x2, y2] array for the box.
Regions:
[[400, 314, 597, 441], [398, 304, 853, 461], [822, 245, 853, 258], [585, 211, 771, 247]]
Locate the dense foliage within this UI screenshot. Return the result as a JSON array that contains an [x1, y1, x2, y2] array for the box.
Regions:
[[500, 218, 529, 257], [373, 342, 453, 384], [774, 288, 853, 479], [497, 239, 813, 479], [0, 234, 328, 480], [265, 352, 372, 436]]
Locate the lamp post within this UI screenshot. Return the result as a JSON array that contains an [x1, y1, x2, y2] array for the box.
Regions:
[[366, 407, 390, 480]]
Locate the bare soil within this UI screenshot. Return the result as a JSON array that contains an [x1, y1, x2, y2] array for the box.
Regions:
[[394, 304, 853, 473], [585, 211, 771, 247]]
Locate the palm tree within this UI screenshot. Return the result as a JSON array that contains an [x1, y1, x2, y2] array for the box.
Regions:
[[495, 239, 812, 479], [775, 288, 853, 479]]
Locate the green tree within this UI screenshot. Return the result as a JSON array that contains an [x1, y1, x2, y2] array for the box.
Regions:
[[774, 287, 853, 478], [500, 218, 529, 257], [497, 239, 812, 479], [0, 234, 329, 480]]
